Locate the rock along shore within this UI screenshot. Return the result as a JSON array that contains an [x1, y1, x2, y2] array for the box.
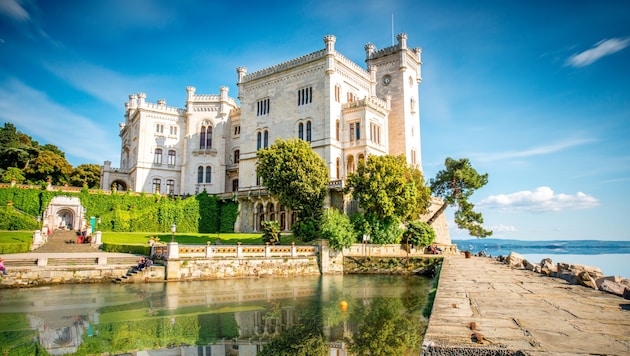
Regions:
[[422, 254, 630, 355]]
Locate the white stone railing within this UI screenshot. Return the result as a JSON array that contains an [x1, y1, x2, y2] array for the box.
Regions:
[[152, 243, 318, 260]]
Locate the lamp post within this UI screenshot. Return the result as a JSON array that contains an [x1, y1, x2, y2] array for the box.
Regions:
[[97, 217, 101, 231], [171, 223, 177, 242]]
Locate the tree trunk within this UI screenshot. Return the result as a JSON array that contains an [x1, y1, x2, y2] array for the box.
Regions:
[[427, 202, 447, 226]]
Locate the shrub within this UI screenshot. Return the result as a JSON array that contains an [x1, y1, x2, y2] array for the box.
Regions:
[[261, 221, 282, 245], [404, 220, 435, 247]]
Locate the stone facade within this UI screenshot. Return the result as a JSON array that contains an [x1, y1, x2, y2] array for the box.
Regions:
[[100, 33, 450, 242]]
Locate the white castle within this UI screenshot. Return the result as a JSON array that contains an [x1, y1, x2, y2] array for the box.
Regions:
[[100, 34, 450, 242]]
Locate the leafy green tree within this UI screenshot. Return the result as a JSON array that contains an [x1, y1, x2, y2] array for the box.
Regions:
[[259, 324, 328, 356], [24, 150, 73, 185], [41, 143, 65, 158], [256, 138, 329, 241], [346, 155, 431, 222], [404, 220, 435, 247], [0, 167, 26, 183], [261, 220, 282, 245], [429, 157, 492, 237], [70, 163, 101, 188], [321, 208, 356, 250]]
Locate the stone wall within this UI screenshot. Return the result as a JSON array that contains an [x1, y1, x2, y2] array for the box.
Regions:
[[1, 266, 135, 288], [164, 256, 321, 280]]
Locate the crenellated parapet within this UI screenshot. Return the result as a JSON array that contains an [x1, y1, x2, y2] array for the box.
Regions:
[[242, 49, 327, 82]]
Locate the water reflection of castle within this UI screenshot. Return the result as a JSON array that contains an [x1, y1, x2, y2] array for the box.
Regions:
[[0, 276, 419, 355]]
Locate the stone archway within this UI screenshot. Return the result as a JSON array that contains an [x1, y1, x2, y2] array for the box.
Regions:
[[43, 196, 86, 232], [56, 208, 74, 230]]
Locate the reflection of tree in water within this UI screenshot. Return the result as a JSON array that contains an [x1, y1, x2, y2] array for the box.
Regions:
[[346, 297, 425, 356], [258, 295, 329, 356]]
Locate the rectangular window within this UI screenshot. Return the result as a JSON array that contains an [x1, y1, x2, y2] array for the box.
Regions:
[[197, 167, 203, 184], [334, 85, 340, 103], [257, 98, 270, 116], [166, 179, 175, 194], [152, 178, 161, 194], [297, 86, 313, 106], [155, 123, 164, 134], [355, 122, 361, 140], [349, 123, 354, 142], [205, 166, 212, 183], [169, 126, 177, 136], [233, 125, 240, 136]]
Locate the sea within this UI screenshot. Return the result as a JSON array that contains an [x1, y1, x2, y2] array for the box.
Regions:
[[453, 239, 630, 279]]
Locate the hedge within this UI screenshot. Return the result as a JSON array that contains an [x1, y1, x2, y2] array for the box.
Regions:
[[0, 187, 239, 234]]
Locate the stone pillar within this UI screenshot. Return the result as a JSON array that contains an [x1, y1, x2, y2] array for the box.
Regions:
[[98, 256, 107, 266], [93, 231, 102, 246], [205, 244, 213, 258], [291, 242, 296, 257], [37, 257, 48, 267], [318, 240, 330, 275], [32, 230, 43, 249], [167, 242, 179, 259], [237, 242, 243, 258], [265, 243, 271, 257]]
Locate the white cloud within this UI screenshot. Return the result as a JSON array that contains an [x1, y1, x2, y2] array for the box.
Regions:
[[43, 61, 166, 108], [472, 137, 594, 163], [489, 224, 517, 232], [0, 0, 30, 22], [478, 186, 599, 212], [0, 78, 119, 164], [566, 38, 630, 67]]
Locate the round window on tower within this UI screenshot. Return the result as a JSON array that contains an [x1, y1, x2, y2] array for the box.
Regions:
[[382, 75, 391, 86]]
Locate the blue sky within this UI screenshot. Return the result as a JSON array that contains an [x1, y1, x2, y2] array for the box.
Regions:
[[1, 0, 629, 242]]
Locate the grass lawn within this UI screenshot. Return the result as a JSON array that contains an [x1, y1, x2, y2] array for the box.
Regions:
[[0, 231, 33, 244], [0, 230, 298, 246], [103, 232, 269, 246]]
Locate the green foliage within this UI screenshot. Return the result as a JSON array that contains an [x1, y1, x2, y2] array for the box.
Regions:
[[70, 163, 101, 188], [429, 157, 492, 238], [259, 324, 328, 356], [404, 220, 435, 247], [0, 167, 26, 183], [292, 216, 320, 242], [321, 208, 356, 250], [346, 155, 431, 223], [0, 206, 39, 231], [101, 243, 151, 255], [24, 149, 73, 185], [346, 297, 422, 355], [261, 220, 282, 245], [367, 215, 404, 244], [0, 231, 32, 253], [256, 138, 329, 240], [0, 186, 238, 234]]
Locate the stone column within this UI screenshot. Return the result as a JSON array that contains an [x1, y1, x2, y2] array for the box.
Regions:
[[167, 242, 179, 259]]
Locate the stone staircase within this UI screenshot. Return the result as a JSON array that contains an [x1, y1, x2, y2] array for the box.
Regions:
[[31, 230, 101, 253]]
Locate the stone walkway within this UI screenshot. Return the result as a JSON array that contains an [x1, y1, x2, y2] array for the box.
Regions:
[[422, 255, 630, 355]]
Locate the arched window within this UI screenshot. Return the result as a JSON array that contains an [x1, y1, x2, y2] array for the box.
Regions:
[[234, 149, 240, 163], [200, 126, 206, 149], [298, 123, 304, 140], [358, 153, 365, 163], [166, 179, 175, 194], [257, 132, 262, 150], [205, 165, 212, 183], [306, 121, 312, 142], [336, 157, 340, 179], [168, 150, 176, 165], [154, 148, 163, 164], [152, 178, 161, 193], [206, 126, 213, 148], [336, 120, 340, 141], [197, 166, 204, 183], [263, 130, 269, 148], [200, 125, 212, 149], [347, 155, 355, 174]]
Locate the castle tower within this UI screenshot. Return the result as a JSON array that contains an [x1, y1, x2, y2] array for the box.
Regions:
[[366, 33, 423, 169]]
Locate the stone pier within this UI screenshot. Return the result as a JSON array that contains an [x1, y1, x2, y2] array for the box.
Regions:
[[422, 255, 630, 355]]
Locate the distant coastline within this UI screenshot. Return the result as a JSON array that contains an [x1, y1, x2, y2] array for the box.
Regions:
[[454, 238, 630, 278], [453, 238, 630, 255]]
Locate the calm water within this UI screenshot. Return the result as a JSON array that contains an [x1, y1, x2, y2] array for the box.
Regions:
[[0, 275, 434, 355]]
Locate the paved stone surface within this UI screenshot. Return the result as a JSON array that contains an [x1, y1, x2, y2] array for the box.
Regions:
[[31, 230, 100, 253], [422, 255, 630, 355]]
